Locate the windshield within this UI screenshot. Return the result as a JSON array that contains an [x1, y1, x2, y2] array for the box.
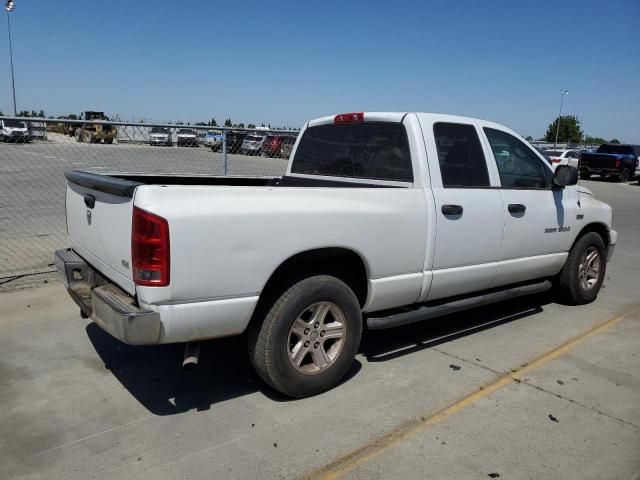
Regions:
[[544, 150, 565, 156], [3, 119, 26, 128], [178, 129, 195, 135], [150, 127, 169, 134], [292, 122, 413, 182], [597, 144, 634, 155], [245, 135, 264, 142]]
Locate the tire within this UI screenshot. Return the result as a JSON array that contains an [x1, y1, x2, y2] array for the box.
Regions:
[[75, 129, 83, 142], [248, 275, 362, 398], [618, 169, 630, 183], [558, 232, 607, 305], [580, 172, 591, 180], [104, 138, 113, 144]]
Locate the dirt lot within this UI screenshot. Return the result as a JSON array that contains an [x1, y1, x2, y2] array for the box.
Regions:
[[0, 180, 639, 480]]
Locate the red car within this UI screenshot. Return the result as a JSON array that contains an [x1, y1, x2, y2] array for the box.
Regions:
[[262, 135, 297, 157]]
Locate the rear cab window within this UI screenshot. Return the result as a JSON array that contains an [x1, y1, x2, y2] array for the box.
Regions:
[[433, 122, 490, 188], [597, 144, 634, 155], [291, 122, 413, 183]]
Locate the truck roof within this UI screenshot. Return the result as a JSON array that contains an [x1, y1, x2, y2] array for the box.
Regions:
[[308, 112, 503, 128]]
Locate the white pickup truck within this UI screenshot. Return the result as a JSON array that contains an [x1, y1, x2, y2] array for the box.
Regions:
[[56, 112, 616, 397]]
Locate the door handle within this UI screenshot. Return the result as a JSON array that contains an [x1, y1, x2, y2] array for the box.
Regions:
[[508, 203, 526, 214], [441, 204, 463, 216], [84, 194, 96, 209]]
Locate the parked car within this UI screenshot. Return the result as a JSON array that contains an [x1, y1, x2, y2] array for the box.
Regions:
[[205, 130, 224, 151], [580, 144, 640, 182], [224, 131, 247, 153], [149, 127, 172, 146], [1, 118, 30, 143], [262, 135, 288, 157], [240, 134, 267, 155], [279, 136, 297, 158], [56, 111, 616, 398], [176, 128, 197, 147], [543, 149, 580, 168]]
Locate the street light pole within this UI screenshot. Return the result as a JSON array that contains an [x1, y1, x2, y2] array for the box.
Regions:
[[554, 89, 568, 150], [5, 0, 16, 116]]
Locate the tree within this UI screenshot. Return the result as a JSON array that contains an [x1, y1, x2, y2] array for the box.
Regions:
[[585, 135, 606, 145], [237, 123, 245, 128], [209, 118, 217, 127], [609, 138, 620, 144], [247, 124, 256, 129], [544, 115, 583, 144], [525, 135, 533, 141], [224, 118, 232, 127]]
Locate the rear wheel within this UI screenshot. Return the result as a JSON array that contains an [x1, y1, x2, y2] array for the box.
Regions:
[[618, 169, 631, 183], [248, 275, 362, 398], [559, 232, 606, 304]]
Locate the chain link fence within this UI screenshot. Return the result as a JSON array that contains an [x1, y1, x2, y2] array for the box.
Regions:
[[0, 115, 298, 289]]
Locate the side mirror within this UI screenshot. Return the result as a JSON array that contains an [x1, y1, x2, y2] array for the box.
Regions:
[[553, 165, 579, 188]]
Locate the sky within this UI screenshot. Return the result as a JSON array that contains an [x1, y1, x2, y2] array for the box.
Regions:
[[1, 0, 638, 141]]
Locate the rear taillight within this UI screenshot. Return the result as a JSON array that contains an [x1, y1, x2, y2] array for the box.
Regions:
[[334, 112, 364, 124], [615, 159, 621, 168], [132, 207, 170, 287]]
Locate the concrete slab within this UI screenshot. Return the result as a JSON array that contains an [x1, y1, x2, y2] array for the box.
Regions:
[[333, 312, 640, 480]]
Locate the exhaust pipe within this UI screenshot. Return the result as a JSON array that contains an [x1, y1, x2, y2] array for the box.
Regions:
[[182, 342, 201, 370]]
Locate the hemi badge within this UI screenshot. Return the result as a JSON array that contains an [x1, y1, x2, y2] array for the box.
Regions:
[[577, 214, 584, 220]]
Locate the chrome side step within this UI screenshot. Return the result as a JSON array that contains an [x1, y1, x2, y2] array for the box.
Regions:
[[366, 280, 552, 330]]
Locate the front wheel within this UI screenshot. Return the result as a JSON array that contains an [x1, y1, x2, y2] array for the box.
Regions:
[[248, 275, 362, 398], [558, 232, 606, 304]]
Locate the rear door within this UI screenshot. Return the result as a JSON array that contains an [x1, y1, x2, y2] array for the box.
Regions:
[[420, 118, 504, 301], [65, 172, 137, 294], [481, 126, 576, 287]]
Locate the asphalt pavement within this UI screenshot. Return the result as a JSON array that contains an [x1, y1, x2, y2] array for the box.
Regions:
[[0, 180, 639, 480]]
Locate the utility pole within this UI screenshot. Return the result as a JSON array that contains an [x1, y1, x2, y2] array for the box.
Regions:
[[554, 90, 569, 150], [5, 0, 17, 116]]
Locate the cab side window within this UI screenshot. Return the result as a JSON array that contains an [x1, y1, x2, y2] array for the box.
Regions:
[[484, 128, 551, 189], [433, 123, 490, 188]]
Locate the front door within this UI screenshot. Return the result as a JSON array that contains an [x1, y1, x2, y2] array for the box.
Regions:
[[482, 127, 576, 287]]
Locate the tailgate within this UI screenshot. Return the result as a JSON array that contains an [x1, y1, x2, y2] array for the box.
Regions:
[[582, 154, 618, 169], [65, 171, 140, 295]]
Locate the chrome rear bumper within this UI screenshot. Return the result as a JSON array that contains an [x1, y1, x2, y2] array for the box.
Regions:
[[55, 248, 162, 345]]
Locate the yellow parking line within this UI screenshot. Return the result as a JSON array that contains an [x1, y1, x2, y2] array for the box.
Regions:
[[304, 305, 640, 480]]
